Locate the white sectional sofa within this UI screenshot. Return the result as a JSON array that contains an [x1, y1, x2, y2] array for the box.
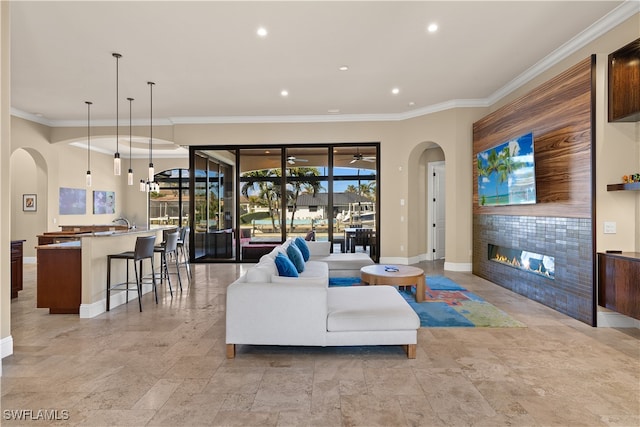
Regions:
[[226, 238, 420, 359]]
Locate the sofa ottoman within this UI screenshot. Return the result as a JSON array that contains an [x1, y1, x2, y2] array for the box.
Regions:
[[326, 285, 420, 357]]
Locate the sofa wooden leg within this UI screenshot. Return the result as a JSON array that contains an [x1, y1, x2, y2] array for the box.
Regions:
[[406, 344, 416, 359], [226, 344, 236, 359]]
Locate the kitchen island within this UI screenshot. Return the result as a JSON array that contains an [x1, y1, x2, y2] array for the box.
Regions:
[[36, 226, 176, 318]]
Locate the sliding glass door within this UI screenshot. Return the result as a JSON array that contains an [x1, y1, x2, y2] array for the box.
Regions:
[[189, 143, 378, 263], [192, 150, 236, 261]]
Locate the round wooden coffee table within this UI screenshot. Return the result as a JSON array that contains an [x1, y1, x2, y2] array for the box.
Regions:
[[360, 265, 425, 302]]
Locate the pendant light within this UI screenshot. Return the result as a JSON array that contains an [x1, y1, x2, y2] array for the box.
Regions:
[[147, 81, 156, 190], [113, 53, 122, 176], [85, 101, 93, 187], [127, 97, 134, 185]]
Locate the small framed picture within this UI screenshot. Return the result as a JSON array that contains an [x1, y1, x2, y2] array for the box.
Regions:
[[23, 194, 37, 212]]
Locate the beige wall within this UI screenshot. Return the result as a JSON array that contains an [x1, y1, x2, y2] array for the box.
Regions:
[[1, 0, 11, 361]]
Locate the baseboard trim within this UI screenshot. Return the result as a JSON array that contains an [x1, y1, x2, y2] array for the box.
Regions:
[[378, 256, 409, 265], [597, 311, 640, 328], [1, 335, 13, 359], [444, 262, 473, 272], [79, 282, 154, 318]]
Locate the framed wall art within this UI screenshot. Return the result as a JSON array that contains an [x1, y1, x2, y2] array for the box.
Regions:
[[22, 194, 37, 212], [59, 187, 86, 215], [93, 190, 115, 214]]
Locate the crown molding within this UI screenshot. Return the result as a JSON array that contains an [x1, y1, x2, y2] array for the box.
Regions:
[[167, 98, 493, 125], [11, 108, 54, 127], [486, 0, 639, 105]]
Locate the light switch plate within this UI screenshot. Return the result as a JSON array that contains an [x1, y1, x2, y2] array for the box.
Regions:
[[604, 221, 616, 234]]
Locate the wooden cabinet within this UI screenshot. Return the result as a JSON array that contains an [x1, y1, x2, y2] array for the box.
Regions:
[[608, 38, 640, 122], [37, 231, 84, 246], [598, 252, 640, 320], [37, 243, 82, 314], [11, 240, 25, 299]]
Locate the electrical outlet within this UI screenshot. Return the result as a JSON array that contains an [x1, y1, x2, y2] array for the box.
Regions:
[[400, 245, 404, 252]]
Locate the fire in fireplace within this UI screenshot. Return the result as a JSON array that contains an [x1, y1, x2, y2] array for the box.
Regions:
[[488, 244, 555, 279]]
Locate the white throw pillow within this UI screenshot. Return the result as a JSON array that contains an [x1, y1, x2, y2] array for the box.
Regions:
[[259, 254, 274, 263], [246, 260, 277, 282]]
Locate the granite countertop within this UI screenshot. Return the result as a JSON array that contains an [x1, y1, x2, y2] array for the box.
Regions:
[[37, 240, 82, 249], [84, 225, 177, 237]]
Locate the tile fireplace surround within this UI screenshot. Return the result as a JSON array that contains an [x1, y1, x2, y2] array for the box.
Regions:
[[474, 215, 593, 325]]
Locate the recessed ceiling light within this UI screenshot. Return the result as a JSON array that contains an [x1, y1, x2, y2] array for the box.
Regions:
[[339, 65, 349, 71], [428, 23, 438, 33], [257, 27, 268, 37], [280, 90, 289, 97], [391, 88, 400, 95]]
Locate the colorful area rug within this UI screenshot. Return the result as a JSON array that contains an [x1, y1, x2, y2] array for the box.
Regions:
[[329, 275, 526, 328]]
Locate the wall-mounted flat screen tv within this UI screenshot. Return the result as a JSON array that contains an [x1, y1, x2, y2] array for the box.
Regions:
[[477, 132, 536, 206]]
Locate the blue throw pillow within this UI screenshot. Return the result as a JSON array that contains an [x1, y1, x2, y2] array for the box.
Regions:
[[275, 253, 299, 277], [286, 244, 305, 273], [294, 237, 310, 261]]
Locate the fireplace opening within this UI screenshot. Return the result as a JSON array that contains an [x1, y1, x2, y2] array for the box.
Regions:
[[488, 244, 555, 279]]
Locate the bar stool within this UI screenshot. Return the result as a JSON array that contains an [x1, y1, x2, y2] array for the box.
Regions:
[[176, 226, 192, 284], [154, 231, 182, 293], [106, 235, 157, 312]]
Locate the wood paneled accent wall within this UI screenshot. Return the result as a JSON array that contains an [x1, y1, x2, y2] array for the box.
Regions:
[[472, 56, 596, 325], [473, 57, 595, 218]]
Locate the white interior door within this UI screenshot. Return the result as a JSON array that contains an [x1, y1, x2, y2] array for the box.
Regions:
[[429, 162, 446, 260]]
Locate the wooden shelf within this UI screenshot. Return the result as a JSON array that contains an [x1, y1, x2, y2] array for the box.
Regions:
[[607, 182, 640, 191]]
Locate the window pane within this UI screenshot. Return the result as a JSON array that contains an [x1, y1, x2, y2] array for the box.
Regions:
[[239, 148, 283, 261], [193, 150, 236, 260], [331, 146, 377, 254], [285, 147, 328, 241], [150, 168, 188, 227]]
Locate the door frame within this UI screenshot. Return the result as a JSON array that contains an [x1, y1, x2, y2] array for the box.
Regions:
[[427, 161, 446, 261]]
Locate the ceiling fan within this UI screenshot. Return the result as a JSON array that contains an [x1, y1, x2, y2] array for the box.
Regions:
[[287, 155, 309, 165], [350, 152, 376, 164]]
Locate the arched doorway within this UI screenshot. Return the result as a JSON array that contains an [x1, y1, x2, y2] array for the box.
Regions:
[[10, 148, 48, 260], [408, 142, 445, 263]]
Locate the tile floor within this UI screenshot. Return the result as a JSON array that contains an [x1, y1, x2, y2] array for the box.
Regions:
[[1, 261, 639, 426]]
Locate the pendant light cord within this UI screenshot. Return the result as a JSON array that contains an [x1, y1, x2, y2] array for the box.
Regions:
[[128, 97, 133, 169], [148, 81, 155, 171], [113, 53, 121, 155], [86, 101, 91, 168]]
